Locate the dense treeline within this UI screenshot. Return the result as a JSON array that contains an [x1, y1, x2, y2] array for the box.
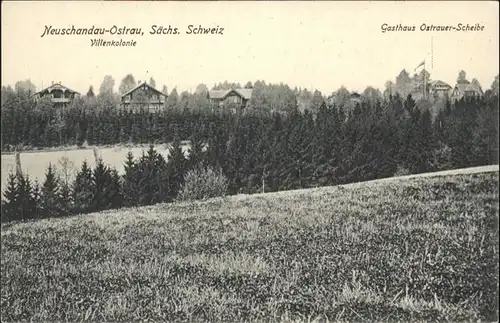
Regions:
[[0, 80, 323, 150], [1, 89, 498, 222]]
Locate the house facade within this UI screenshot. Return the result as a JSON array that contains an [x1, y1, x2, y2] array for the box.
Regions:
[[120, 82, 168, 113], [450, 83, 483, 102], [429, 80, 453, 98], [208, 88, 253, 112], [33, 82, 80, 108]]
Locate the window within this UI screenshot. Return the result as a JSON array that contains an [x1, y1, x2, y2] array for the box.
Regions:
[[226, 95, 241, 104]]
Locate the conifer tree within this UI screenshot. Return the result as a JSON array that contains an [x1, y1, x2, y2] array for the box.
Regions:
[[167, 136, 187, 200], [134, 145, 169, 205], [284, 109, 314, 189], [473, 96, 499, 165], [91, 158, 115, 211], [187, 132, 205, 171], [122, 151, 138, 206], [40, 163, 61, 218], [153, 148, 170, 202], [266, 112, 287, 191], [31, 180, 42, 218], [16, 174, 38, 220], [108, 168, 124, 208], [313, 103, 341, 186], [204, 122, 227, 171], [1, 173, 20, 222], [73, 160, 94, 214], [225, 123, 244, 194], [415, 108, 435, 173], [59, 181, 72, 216]]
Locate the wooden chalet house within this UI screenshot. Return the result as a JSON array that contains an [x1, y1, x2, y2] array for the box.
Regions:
[[450, 82, 483, 103], [208, 88, 253, 113], [33, 82, 80, 108], [120, 82, 168, 113], [429, 80, 452, 98]]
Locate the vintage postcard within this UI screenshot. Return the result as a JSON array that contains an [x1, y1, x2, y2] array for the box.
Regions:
[[1, 1, 498, 322]]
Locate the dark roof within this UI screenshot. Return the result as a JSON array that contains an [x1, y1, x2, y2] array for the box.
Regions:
[[35, 82, 79, 96], [208, 88, 253, 100], [121, 82, 167, 98], [234, 88, 253, 100], [208, 90, 228, 99], [430, 80, 452, 88]]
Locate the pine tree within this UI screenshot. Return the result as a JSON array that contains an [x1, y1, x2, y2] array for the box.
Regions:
[[122, 151, 138, 206], [1, 173, 20, 222], [268, 112, 288, 191], [72, 160, 94, 214], [446, 98, 478, 168], [92, 158, 114, 211], [59, 181, 72, 217], [284, 110, 312, 189], [31, 180, 42, 218], [225, 123, 244, 194], [16, 174, 38, 220], [167, 136, 187, 200], [313, 104, 341, 186], [252, 117, 272, 194], [109, 168, 124, 208], [135, 145, 169, 205], [153, 148, 170, 203], [415, 108, 435, 173], [473, 96, 499, 165], [187, 132, 205, 170], [40, 163, 61, 218], [204, 122, 227, 171], [297, 110, 317, 188]]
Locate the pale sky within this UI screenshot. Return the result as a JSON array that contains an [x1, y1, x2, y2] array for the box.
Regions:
[[1, 1, 499, 95]]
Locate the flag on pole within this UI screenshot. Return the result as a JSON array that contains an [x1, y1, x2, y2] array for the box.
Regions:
[[414, 60, 425, 72]]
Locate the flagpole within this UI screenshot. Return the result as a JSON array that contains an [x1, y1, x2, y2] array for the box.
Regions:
[[423, 61, 426, 100]]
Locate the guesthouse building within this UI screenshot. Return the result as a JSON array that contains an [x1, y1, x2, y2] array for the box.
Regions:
[[208, 88, 253, 112], [120, 82, 168, 113], [33, 82, 80, 108]]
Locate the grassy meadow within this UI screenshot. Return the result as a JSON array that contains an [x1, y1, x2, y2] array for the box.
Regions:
[[1, 168, 499, 322], [1, 144, 191, 194]]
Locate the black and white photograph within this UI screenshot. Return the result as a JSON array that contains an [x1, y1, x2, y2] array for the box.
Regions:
[[1, 1, 499, 322]]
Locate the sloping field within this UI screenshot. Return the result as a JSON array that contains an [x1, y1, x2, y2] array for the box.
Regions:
[[1, 167, 498, 322]]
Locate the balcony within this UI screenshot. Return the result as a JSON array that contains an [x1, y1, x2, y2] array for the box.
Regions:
[[51, 98, 71, 103]]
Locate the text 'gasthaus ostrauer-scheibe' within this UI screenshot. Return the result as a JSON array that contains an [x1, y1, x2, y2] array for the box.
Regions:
[[380, 23, 485, 33]]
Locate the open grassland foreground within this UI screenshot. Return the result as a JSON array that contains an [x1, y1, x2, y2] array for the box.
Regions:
[[1, 170, 499, 322]]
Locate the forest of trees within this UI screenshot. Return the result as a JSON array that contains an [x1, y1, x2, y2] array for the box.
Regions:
[[1, 73, 499, 222]]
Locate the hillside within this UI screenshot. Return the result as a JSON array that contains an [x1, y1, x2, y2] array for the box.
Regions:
[[1, 166, 499, 322]]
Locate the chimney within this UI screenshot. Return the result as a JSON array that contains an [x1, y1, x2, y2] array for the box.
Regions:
[[52, 81, 54, 85]]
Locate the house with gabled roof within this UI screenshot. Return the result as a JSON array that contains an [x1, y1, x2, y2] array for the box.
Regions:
[[208, 88, 253, 112], [33, 82, 80, 108], [120, 81, 168, 113], [450, 82, 483, 102], [429, 80, 453, 98]]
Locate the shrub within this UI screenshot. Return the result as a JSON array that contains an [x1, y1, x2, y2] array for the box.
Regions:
[[177, 166, 229, 201], [431, 141, 453, 171], [394, 165, 411, 177]]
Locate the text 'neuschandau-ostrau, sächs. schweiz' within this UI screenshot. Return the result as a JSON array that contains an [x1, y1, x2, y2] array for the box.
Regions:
[[40, 25, 225, 37]]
